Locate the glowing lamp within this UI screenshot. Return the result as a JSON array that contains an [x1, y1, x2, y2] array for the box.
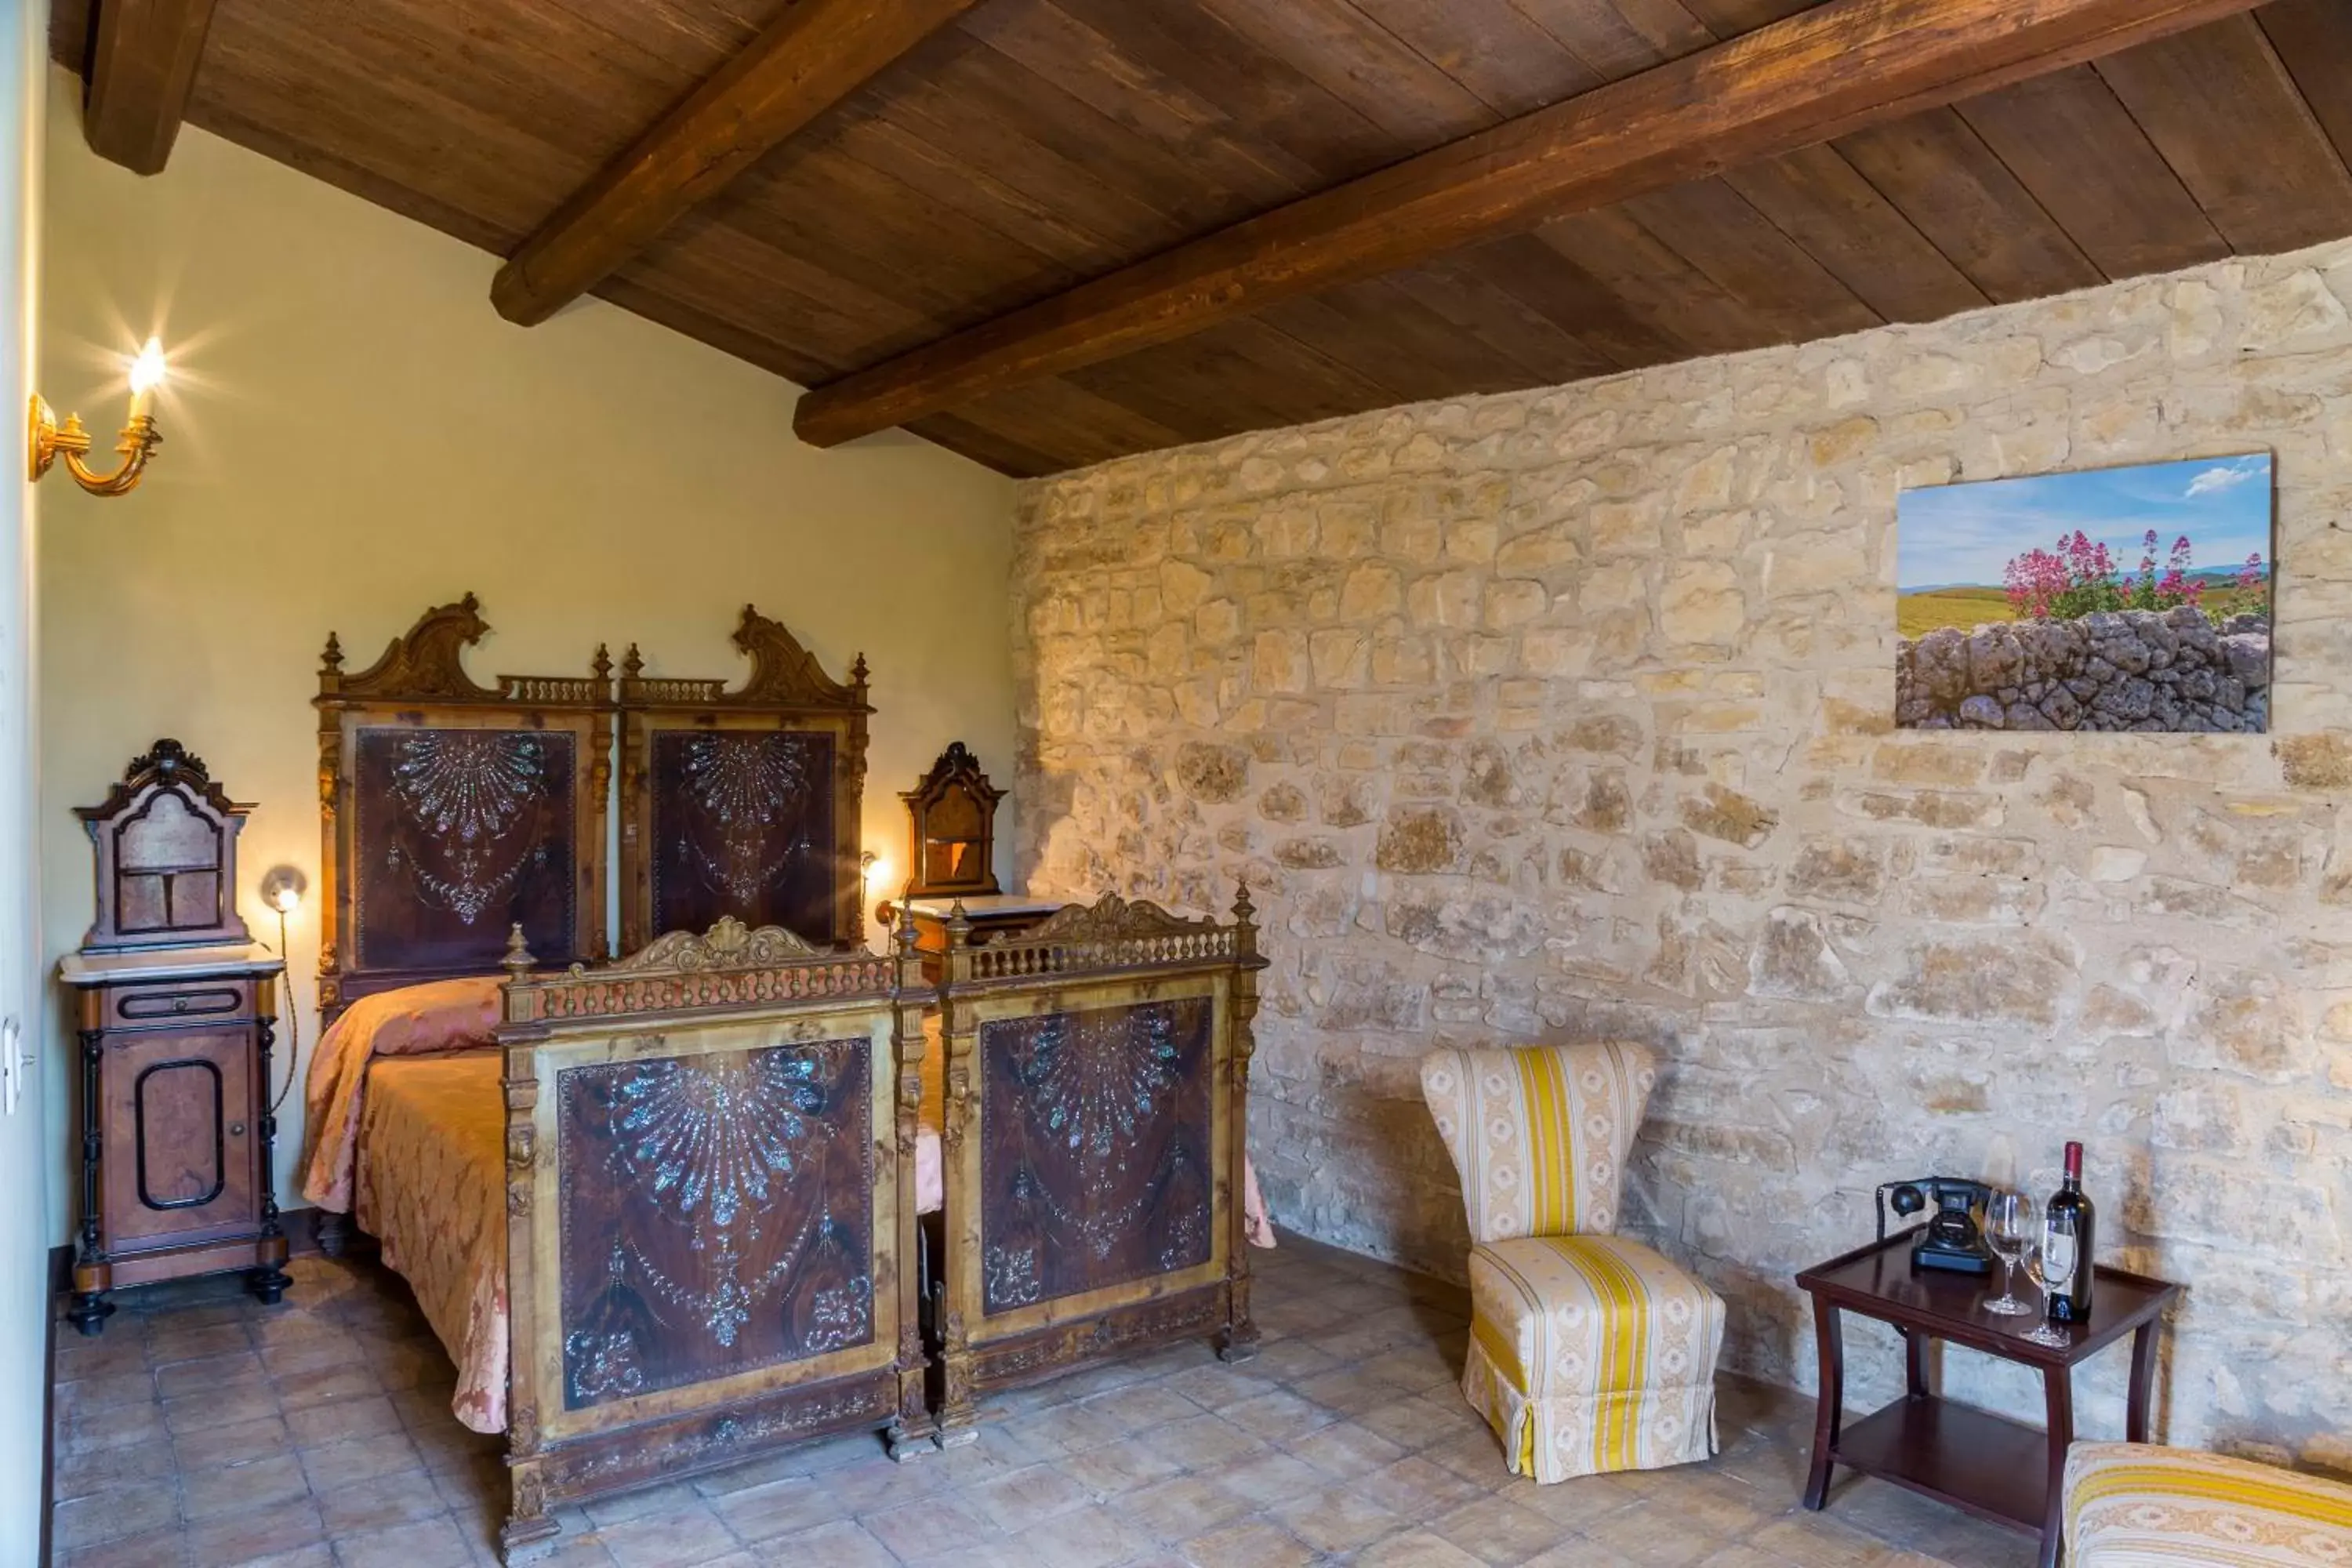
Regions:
[[30, 337, 168, 496]]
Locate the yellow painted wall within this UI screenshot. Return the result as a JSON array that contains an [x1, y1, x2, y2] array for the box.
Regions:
[[34, 73, 1018, 1247]]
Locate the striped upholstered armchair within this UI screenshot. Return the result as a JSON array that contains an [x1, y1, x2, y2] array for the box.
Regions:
[[2065, 1443, 2352, 1564], [1419, 1042, 1724, 1483]]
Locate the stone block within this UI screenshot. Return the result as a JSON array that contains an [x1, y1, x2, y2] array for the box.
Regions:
[[1661, 562, 1747, 647], [1867, 935, 2073, 1027], [1174, 742, 1250, 804], [1373, 808, 1465, 874]]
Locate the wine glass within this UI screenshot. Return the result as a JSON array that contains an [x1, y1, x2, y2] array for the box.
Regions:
[[2018, 1246, 2073, 1349], [1982, 1190, 2034, 1316]]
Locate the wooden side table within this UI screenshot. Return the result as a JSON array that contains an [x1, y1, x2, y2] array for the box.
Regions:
[[1795, 1231, 2182, 1568]]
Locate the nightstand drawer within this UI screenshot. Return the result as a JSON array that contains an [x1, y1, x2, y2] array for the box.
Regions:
[[104, 978, 257, 1029]]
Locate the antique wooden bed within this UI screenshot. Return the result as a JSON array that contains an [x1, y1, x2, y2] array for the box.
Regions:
[[929, 887, 1268, 1442], [491, 921, 931, 1552], [295, 597, 1267, 1554]]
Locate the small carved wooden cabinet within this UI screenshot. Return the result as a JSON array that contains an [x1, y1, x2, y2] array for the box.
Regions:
[[60, 741, 290, 1334]]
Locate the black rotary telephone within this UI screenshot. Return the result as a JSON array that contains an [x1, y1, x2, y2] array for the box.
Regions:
[[1876, 1176, 1995, 1276]]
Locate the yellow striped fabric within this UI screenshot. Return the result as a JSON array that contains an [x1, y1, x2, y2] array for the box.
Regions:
[[1420, 1043, 1657, 1243], [1464, 1234, 1722, 1484], [2066, 1443, 2352, 1566]]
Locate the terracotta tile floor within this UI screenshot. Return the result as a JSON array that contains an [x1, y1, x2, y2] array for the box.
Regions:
[[51, 1236, 2041, 1566]]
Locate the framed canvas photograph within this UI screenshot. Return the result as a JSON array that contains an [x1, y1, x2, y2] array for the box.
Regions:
[[1895, 454, 2274, 732]]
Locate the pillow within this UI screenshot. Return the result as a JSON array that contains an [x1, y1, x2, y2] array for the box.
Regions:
[[1419, 1041, 1657, 1244], [299, 977, 505, 1213]]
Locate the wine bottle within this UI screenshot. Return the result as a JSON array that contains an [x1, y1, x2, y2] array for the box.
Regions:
[[2043, 1141, 2095, 1324]]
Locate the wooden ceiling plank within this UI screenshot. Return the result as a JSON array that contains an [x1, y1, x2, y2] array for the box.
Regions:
[[904, 412, 1065, 476], [622, 211, 935, 366], [187, 100, 521, 256], [1067, 319, 1403, 446], [942, 376, 1197, 470], [798, 0, 2259, 448], [1510, 0, 1716, 80], [1831, 110, 2103, 302], [1189, 0, 1498, 147], [1672, 0, 1814, 30], [916, 22, 1278, 241], [191, 9, 572, 246], [872, 34, 1204, 260], [82, 0, 220, 175], [1258, 283, 1560, 405], [2092, 15, 2352, 256], [1342, 0, 1606, 118], [708, 151, 1086, 343], [489, 0, 981, 327], [1956, 65, 2230, 281], [1532, 207, 1782, 359], [819, 114, 1118, 275], [2258, 0, 2352, 179], [1616, 179, 1883, 338], [1725, 144, 1989, 322], [1050, 0, 1404, 187], [591, 273, 843, 388], [955, 0, 1318, 205], [1436, 238, 1682, 372]]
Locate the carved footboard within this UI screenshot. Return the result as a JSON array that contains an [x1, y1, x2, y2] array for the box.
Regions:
[[493, 920, 930, 1557], [931, 884, 1267, 1445]]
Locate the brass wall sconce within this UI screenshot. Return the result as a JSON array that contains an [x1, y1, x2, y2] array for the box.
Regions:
[[29, 337, 166, 496]]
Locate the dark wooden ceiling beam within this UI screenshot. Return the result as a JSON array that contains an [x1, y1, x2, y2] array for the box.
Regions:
[[491, 0, 980, 328], [793, 0, 2265, 448], [82, 0, 220, 175]]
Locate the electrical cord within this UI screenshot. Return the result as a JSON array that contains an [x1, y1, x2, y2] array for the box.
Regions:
[[267, 905, 300, 1116]]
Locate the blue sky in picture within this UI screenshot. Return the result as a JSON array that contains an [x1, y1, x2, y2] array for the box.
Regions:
[[1897, 453, 2274, 592]]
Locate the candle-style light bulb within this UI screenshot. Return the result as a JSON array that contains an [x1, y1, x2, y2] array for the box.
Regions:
[[125, 337, 166, 423], [271, 885, 300, 915]]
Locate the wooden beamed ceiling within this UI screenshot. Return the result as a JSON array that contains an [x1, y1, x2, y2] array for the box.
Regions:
[[52, 0, 2352, 477]]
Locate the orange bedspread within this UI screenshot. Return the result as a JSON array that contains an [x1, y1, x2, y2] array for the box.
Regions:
[[360, 1053, 510, 1432]]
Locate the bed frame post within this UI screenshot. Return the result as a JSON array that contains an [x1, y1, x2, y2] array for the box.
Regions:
[[1218, 877, 1265, 1364], [315, 632, 345, 1019], [885, 902, 939, 1460], [932, 900, 982, 1449], [496, 933, 561, 1559]]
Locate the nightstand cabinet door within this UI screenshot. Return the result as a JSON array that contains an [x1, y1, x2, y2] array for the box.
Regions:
[[101, 1022, 259, 1250]]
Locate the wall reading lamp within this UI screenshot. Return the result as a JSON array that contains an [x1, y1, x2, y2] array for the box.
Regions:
[[30, 337, 166, 496]]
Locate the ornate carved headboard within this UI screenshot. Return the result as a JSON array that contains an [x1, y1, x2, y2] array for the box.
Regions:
[[314, 596, 612, 1014], [616, 605, 871, 956]]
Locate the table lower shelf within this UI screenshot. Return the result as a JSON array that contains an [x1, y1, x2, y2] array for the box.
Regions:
[[1831, 1395, 2048, 1534]]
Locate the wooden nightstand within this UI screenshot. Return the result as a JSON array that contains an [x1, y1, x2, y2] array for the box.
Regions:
[[62, 739, 292, 1334]]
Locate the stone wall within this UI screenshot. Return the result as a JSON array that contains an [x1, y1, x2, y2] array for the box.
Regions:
[[1896, 608, 2271, 732], [1008, 240, 2352, 1461]]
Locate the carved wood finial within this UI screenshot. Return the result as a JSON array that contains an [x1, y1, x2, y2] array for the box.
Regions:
[[605, 915, 822, 974], [333, 594, 495, 700], [321, 632, 343, 674], [591, 644, 612, 683], [724, 604, 864, 709], [1232, 875, 1256, 928], [621, 643, 643, 681], [945, 899, 971, 949], [1019, 893, 1220, 944], [852, 652, 869, 687], [503, 923, 538, 979]]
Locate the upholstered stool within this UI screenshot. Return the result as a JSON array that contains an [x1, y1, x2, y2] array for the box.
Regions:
[[2065, 1443, 2352, 1566], [1421, 1043, 1725, 1483]]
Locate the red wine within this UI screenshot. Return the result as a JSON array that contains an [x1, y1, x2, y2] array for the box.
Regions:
[[2044, 1141, 2095, 1324]]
